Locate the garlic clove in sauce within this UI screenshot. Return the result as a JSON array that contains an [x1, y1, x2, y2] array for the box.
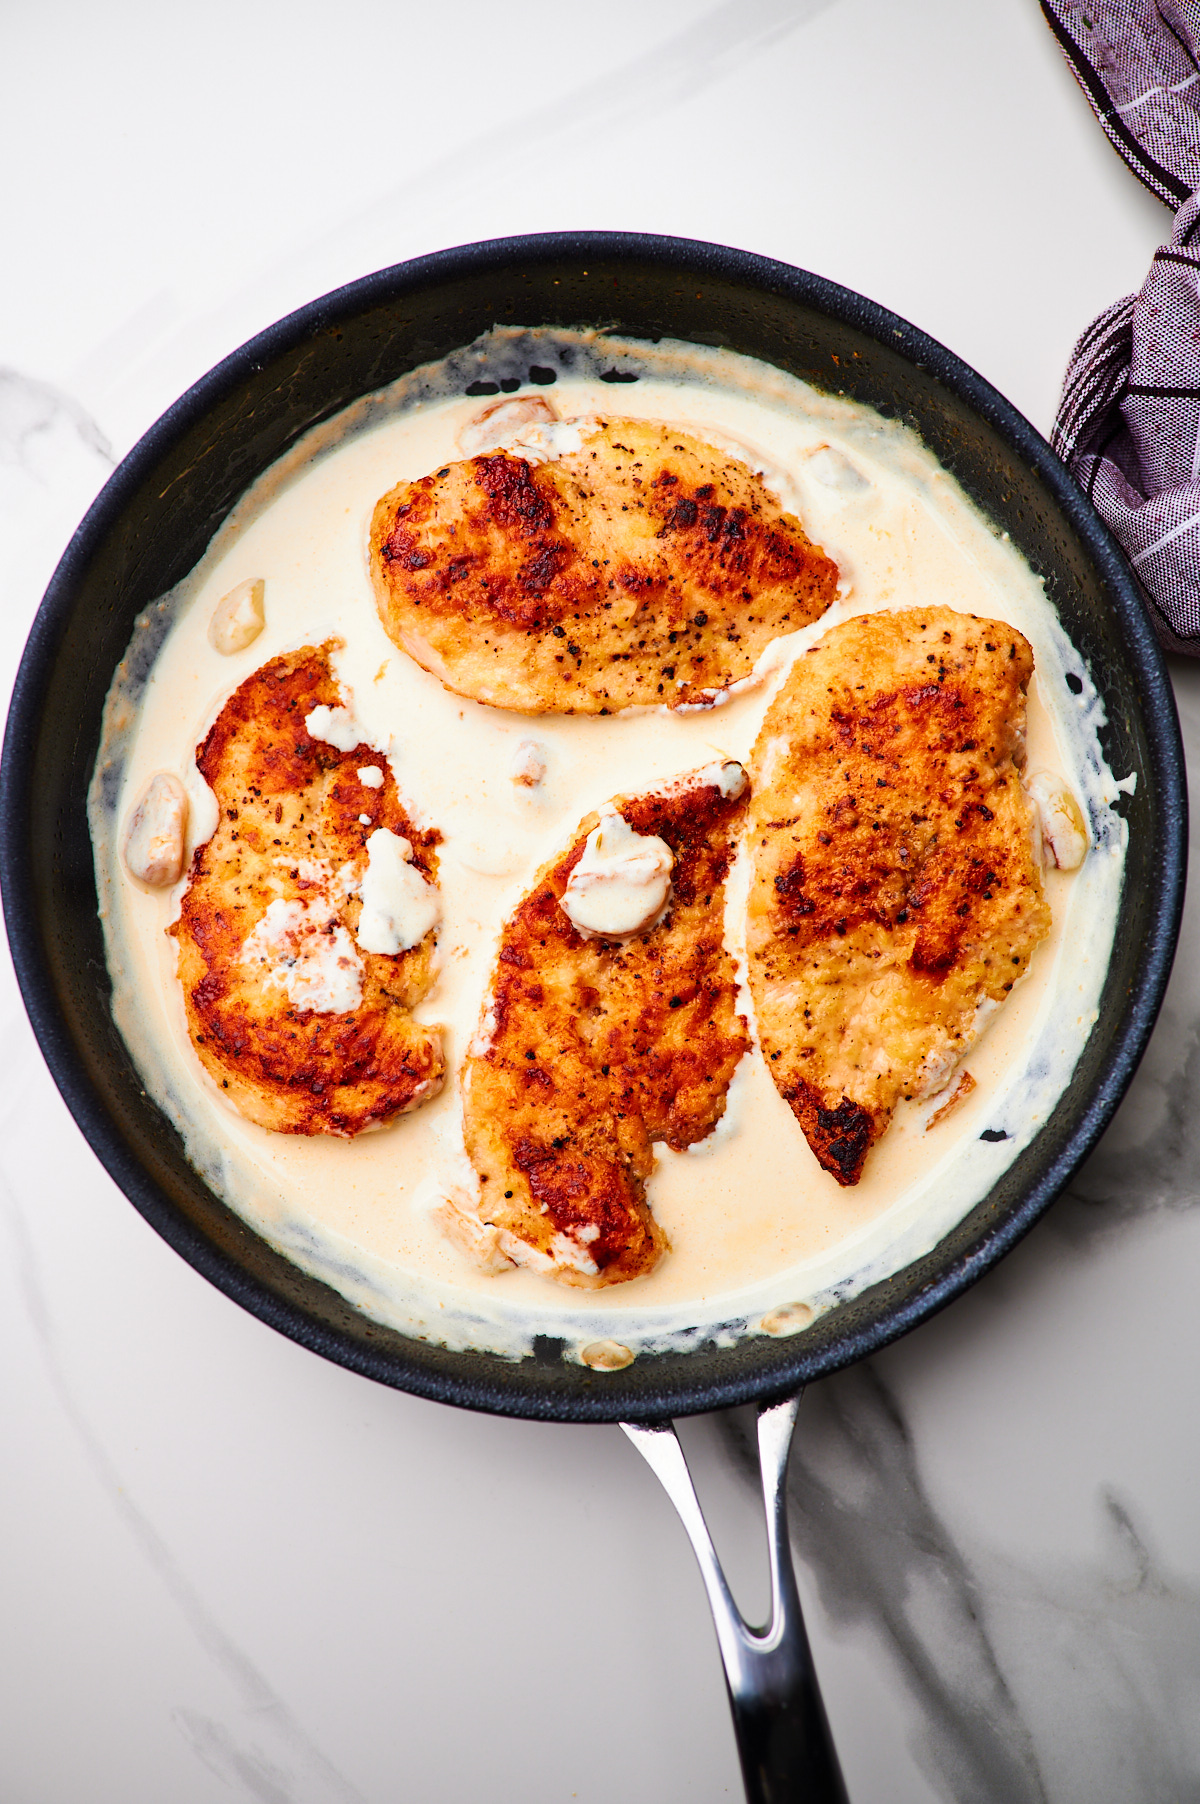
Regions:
[[208, 577, 265, 654], [509, 739, 546, 788], [579, 1339, 635, 1371], [759, 1301, 815, 1337], [804, 443, 871, 493], [122, 772, 189, 886], [434, 1193, 516, 1274], [456, 396, 558, 457], [1025, 770, 1088, 870]]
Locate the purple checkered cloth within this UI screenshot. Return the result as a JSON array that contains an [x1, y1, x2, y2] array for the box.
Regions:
[[1044, 1, 1200, 651]]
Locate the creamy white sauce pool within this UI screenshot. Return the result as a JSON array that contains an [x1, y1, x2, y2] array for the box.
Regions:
[[89, 329, 1129, 1361]]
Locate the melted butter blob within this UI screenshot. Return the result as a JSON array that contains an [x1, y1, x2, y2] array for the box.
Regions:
[[89, 331, 1128, 1360], [358, 829, 440, 954], [560, 809, 674, 940]]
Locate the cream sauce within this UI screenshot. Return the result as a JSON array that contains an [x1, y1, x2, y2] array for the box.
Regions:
[[88, 329, 1129, 1362]]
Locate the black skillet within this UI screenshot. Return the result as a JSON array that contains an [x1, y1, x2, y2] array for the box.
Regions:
[[0, 233, 1185, 1802]]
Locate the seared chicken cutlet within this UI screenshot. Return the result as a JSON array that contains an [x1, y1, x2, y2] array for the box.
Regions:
[[460, 763, 750, 1286], [171, 644, 444, 1134], [747, 609, 1053, 1185], [370, 416, 838, 715]]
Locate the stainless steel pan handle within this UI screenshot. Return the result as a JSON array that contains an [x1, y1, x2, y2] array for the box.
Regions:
[[622, 1391, 848, 1804]]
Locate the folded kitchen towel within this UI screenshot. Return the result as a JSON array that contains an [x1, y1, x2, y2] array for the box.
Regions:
[[1043, 0, 1200, 651]]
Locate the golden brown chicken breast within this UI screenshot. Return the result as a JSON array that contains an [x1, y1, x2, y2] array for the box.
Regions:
[[171, 643, 444, 1135], [746, 609, 1052, 1185], [460, 762, 751, 1285], [370, 417, 838, 715]]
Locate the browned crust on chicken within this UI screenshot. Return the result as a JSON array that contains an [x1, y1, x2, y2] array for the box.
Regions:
[[170, 644, 443, 1134], [747, 609, 1051, 1186], [461, 768, 750, 1286], [370, 418, 838, 715]]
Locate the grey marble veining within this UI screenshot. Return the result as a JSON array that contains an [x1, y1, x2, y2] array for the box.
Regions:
[[785, 1372, 1046, 1804], [311, 0, 838, 253], [0, 1042, 365, 1804], [0, 368, 113, 697], [694, 1347, 1200, 1804], [0, 367, 112, 474]]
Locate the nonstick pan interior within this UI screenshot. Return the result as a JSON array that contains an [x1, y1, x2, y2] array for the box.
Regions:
[[0, 232, 1185, 1422]]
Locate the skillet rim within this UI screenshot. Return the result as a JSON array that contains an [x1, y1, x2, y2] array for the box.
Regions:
[[0, 229, 1186, 1422]]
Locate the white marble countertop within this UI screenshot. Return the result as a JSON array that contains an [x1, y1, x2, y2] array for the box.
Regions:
[[4, 3, 1199, 1799]]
